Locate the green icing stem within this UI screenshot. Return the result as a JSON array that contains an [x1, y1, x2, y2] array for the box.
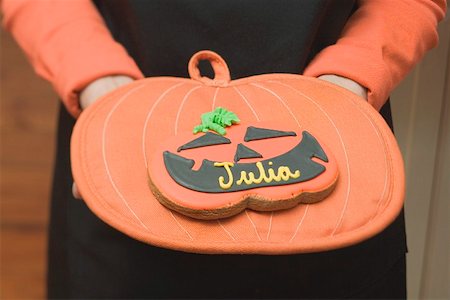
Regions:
[[193, 107, 240, 135]]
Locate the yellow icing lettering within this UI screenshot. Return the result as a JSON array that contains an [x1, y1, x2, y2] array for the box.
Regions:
[[236, 171, 251, 185], [253, 162, 266, 184], [278, 166, 300, 180], [290, 169, 301, 178], [248, 170, 263, 184], [278, 167, 291, 181], [214, 162, 234, 189], [215, 161, 301, 189], [266, 166, 282, 182], [236, 162, 300, 186]]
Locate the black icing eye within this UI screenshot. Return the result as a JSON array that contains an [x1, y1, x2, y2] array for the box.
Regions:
[[177, 127, 297, 163], [244, 126, 296, 142], [234, 126, 298, 162], [177, 132, 231, 152], [234, 143, 263, 162]]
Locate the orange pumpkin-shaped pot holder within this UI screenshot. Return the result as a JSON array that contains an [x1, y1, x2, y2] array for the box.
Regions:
[[71, 51, 405, 254]]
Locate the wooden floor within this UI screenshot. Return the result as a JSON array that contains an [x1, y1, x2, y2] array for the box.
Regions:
[[1, 30, 58, 299]]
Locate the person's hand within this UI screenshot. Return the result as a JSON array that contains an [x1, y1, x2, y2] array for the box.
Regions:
[[72, 75, 134, 199], [79, 75, 134, 109], [317, 74, 368, 100]]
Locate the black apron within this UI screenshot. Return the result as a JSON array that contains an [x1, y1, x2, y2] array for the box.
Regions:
[[48, 1, 407, 298]]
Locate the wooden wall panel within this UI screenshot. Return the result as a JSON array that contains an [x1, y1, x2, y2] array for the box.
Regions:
[[1, 30, 58, 299]]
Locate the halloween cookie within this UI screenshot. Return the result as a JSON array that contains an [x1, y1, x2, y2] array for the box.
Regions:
[[148, 118, 339, 219], [71, 50, 405, 254]]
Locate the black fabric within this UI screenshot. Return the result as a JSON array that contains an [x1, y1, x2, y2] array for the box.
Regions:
[[48, 1, 407, 298], [94, 0, 356, 79]]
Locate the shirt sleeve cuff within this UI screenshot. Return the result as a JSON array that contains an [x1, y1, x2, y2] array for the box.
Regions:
[[53, 34, 144, 118], [2, 0, 144, 118], [304, 0, 446, 111], [304, 43, 390, 111]]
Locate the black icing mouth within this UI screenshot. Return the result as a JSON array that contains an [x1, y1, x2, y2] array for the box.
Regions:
[[163, 131, 329, 193]]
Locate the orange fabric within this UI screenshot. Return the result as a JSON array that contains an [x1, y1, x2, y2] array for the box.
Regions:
[[70, 51, 405, 253], [1, 0, 144, 117], [304, 0, 447, 110], [1, 0, 446, 116]]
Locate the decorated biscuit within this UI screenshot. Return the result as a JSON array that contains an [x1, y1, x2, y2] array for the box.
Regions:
[[148, 116, 339, 219]]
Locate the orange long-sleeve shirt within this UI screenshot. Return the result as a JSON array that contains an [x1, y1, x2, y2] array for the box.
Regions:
[[2, 0, 446, 117]]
